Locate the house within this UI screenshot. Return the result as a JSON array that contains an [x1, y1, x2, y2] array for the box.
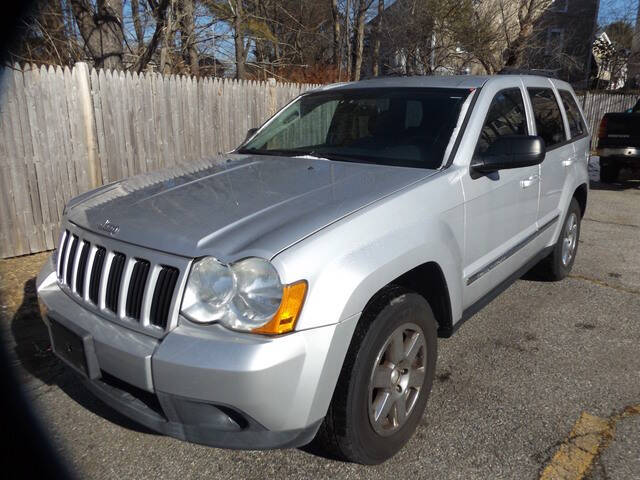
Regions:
[[592, 31, 629, 90], [524, 0, 600, 86], [363, 0, 599, 86]]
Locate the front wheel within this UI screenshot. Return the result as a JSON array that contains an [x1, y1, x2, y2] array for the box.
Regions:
[[313, 287, 437, 464]]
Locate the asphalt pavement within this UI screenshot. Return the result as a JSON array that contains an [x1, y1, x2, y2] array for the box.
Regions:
[[1, 161, 639, 479]]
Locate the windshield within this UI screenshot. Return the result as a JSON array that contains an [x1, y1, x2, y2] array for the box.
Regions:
[[239, 87, 471, 169]]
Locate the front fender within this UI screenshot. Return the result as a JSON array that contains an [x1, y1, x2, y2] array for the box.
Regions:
[[272, 169, 465, 331]]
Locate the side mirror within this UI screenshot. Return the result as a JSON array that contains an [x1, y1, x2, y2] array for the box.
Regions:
[[471, 135, 546, 173], [244, 127, 258, 143]]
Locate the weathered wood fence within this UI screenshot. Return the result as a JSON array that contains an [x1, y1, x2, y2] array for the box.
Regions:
[[0, 62, 318, 258], [0, 62, 638, 259]]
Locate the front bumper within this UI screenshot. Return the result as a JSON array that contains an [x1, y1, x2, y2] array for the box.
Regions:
[[37, 255, 358, 449]]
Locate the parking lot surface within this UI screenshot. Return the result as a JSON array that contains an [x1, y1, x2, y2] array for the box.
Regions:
[[1, 165, 639, 479]]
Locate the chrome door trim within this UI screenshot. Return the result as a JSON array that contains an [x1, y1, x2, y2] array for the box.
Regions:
[[466, 214, 559, 286]]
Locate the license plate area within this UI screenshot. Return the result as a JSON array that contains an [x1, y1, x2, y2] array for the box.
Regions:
[[49, 317, 99, 378]]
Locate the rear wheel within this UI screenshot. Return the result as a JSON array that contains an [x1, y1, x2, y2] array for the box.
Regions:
[[535, 198, 581, 281], [599, 160, 619, 183], [313, 286, 437, 464]]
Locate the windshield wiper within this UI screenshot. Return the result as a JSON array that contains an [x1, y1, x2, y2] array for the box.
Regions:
[[311, 152, 376, 164], [237, 147, 312, 157]]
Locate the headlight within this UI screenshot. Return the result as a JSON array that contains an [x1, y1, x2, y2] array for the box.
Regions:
[[181, 257, 306, 334]]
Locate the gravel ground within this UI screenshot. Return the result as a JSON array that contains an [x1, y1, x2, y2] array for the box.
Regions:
[[1, 163, 639, 479]]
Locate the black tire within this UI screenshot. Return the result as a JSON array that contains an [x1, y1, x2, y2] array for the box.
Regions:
[[599, 161, 619, 183], [535, 198, 582, 281], [313, 286, 438, 464]]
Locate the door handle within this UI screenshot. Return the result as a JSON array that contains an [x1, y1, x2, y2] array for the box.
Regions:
[[520, 175, 539, 188], [562, 158, 575, 167]]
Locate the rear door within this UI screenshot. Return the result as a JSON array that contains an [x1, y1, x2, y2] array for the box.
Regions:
[[525, 80, 572, 238], [557, 87, 590, 189]]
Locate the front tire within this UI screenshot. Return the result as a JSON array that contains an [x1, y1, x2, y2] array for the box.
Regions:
[[313, 286, 437, 464]]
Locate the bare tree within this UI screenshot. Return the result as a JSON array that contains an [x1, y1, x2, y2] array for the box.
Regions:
[[345, 0, 352, 79], [70, 0, 125, 69], [134, 0, 171, 72], [502, 0, 554, 68], [131, 0, 145, 53], [353, 0, 373, 81], [371, 0, 383, 76], [331, 0, 341, 66], [177, 0, 199, 74]]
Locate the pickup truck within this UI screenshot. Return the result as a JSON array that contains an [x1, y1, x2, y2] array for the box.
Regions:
[[597, 99, 640, 182], [37, 74, 590, 464]]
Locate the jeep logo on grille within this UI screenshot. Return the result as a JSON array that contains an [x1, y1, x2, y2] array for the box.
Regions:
[[97, 219, 120, 235]]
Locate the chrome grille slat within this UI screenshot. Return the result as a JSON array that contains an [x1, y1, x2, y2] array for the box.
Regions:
[[65, 235, 79, 286], [118, 257, 136, 319], [99, 251, 115, 310], [140, 265, 161, 328], [61, 234, 75, 284], [56, 230, 68, 278], [55, 223, 189, 339], [71, 239, 85, 293]]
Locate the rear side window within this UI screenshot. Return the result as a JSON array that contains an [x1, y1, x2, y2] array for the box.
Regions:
[[527, 88, 567, 148], [477, 88, 528, 154], [559, 90, 586, 138]]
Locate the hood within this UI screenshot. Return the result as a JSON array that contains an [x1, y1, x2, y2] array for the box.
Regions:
[[66, 154, 432, 260]]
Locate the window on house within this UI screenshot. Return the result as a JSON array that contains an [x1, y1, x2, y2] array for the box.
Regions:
[[559, 90, 586, 138], [527, 88, 567, 148], [477, 89, 528, 155], [550, 0, 568, 12], [546, 28, 565, 54]]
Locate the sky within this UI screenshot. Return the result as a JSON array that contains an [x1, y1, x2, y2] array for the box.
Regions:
[[598, 0, 639, 24]]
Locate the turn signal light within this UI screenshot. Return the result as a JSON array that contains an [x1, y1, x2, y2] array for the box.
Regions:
[[252, 281, 308, 335]]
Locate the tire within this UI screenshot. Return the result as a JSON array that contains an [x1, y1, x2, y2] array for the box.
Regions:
[[599, 161, 619, 183], [536, 197, 582, 281], [313, 286, 438, 464]]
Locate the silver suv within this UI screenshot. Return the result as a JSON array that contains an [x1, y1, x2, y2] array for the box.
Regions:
[[37, 74, 590, 464]]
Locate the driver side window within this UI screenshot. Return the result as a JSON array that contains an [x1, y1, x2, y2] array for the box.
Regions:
[[477, 89, 528, 154]]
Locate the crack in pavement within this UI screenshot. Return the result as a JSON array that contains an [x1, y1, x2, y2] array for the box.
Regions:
[[583, 218, 639, 230], [568, 274, 640, 296], [539, 405, 640, 480]]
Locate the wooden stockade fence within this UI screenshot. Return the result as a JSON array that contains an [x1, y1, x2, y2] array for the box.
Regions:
[[0, 62, 319, 258], [0, 62, 638, 259]]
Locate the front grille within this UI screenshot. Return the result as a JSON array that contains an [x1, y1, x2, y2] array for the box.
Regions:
[[150, 267, 179, 329], [56, 228, 184, 336], [126, 260, 150, 320], [105, 253, 126, 313]]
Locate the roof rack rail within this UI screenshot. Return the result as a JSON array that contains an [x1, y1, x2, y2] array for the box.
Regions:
[[497, 67, 559, 79], [358, 72, 410, 81]]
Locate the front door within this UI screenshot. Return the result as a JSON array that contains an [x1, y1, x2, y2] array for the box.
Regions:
[[461, 86, 540, 308]]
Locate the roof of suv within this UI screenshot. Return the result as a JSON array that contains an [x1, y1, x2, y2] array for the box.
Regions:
[[320, 75, 492, 91], [315, 74, 572, 92]]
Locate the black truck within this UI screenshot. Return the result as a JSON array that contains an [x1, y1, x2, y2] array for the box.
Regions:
[[597, 99, 640, 183]]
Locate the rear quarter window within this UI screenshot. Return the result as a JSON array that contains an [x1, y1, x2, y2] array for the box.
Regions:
[[559, 90, 586, 138], [527, 88, 567, 149]]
